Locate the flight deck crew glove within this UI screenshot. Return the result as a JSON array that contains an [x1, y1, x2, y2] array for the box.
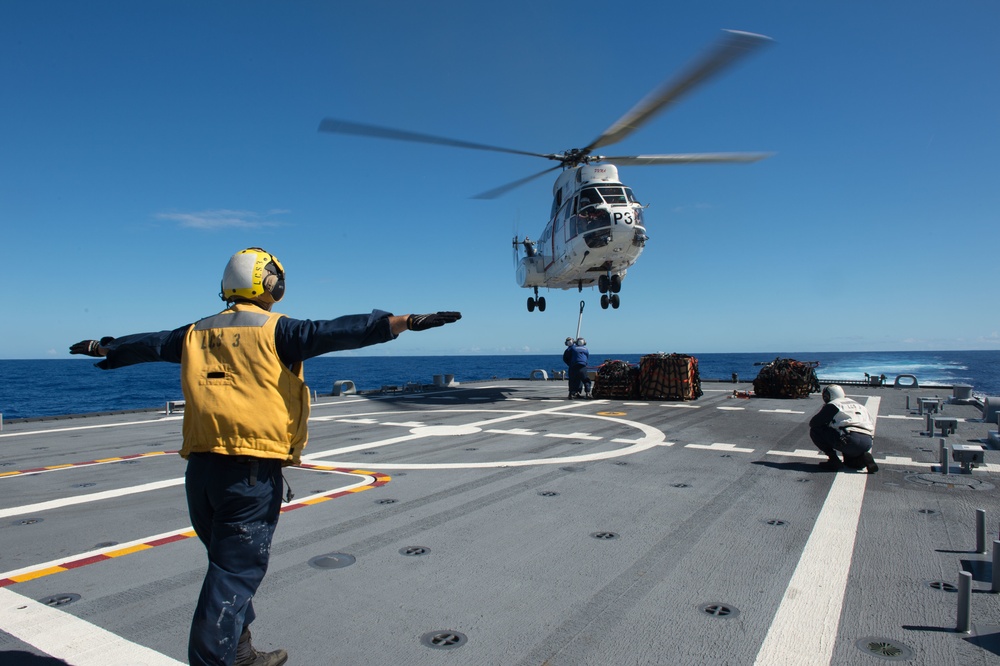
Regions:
[[407, 312, 462, 331], [69, 337, 115, 357]]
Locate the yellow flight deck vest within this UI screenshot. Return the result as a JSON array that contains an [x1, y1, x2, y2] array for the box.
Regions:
[[180, 303, 310, 464]]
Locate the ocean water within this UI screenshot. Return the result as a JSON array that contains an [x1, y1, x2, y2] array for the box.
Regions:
[[1, 350, 997, 421]]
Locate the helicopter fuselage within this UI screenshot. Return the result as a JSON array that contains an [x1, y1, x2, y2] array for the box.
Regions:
[[516, 164, 647, 292]]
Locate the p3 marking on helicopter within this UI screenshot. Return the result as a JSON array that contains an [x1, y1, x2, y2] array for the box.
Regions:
[[320, 29, 774, 312]]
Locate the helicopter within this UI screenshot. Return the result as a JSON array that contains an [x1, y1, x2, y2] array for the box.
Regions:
[[319, 29, 774, 312]]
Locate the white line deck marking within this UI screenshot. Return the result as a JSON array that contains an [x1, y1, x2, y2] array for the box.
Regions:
[[0, 587, 183, 665], [753, 396, 880, 666], [545, 432, 601, 441], [0, 479, 184, 519], [0, 471, 370, 521], [0, 415, 183, 438], [662, 403, 700, 409], [717, 406, 745, 411], [767, 448, 828, 460], [759, 408, 805, 414], [686, 442, 755, 453]]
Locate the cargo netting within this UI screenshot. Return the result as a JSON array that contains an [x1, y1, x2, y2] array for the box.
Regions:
[[638, 353, 703, 401], [592, 360, 639, 399], [751, 358, 821, 398]]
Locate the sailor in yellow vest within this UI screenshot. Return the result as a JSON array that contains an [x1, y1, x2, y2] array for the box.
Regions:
[[809, 384, 878, 473], [70, 247, 460, 666]]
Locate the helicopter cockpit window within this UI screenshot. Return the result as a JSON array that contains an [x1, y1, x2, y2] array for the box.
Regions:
[[624, 188, 640, 204], [578, 188, 601, 210], [597, 186, 628, 205], [582, 209, 613, 248], [550, 189, 563, 220], [571, 187, 610, 239]]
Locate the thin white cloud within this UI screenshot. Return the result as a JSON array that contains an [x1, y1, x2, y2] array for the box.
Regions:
[[156, 209, 288, 230]]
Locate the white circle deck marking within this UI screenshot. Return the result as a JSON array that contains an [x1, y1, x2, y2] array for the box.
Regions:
[[304, 406, 668, 469]]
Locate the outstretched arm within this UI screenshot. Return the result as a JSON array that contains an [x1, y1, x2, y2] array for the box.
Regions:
[[69, 327, 188, 368]]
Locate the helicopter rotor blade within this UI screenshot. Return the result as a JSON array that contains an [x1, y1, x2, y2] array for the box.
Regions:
[[586, 30, 773, 152], [602, 152, 774, 166], [472, 165, 562, 200], [318, 118, 556, 160]]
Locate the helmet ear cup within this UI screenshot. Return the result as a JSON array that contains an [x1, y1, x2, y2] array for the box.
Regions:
[[262, 263, 285, 302]]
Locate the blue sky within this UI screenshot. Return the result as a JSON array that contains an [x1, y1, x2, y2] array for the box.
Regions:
[[2, 1, 998, 359]]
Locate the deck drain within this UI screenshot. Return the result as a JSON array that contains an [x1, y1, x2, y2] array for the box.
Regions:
[[94, 542, 118, 548], [464, 448, 478, 451], [765, 519, 788, 526], [308, 553, 356, 570], [400, 546, 430, 556], [362, 451, 377, 455], [855, 637, 913, 661], [72, 483, 96, 488], [672, 483, 689, 488], [421, 630, 467, 650], [14, 518, 42, 526], [591, 531, 619, 540], [376, 499, 398, 504], [699, 602, 739, 619], [538, 491, 560, 497], [917, 509, 937, 515], [928, 581, 958, 592], [560, 466, 581, 472], [614, 461, 628, 466], [39, 593, 80, 607], [719, 454, 731, 458], [796, 478, 811, 483]]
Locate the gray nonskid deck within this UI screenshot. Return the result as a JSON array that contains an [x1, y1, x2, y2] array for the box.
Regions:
[[1, 380, 998, 664]]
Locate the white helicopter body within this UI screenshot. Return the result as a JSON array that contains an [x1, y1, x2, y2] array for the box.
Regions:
[[516, 164, 646, 311], [319, 30, 774, 312]]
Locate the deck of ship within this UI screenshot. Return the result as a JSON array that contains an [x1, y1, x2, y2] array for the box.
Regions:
[[1, 379, 999, 665]]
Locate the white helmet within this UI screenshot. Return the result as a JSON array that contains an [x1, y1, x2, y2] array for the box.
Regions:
[[565, 337, 574, 346], [220, 247, 285, 305], [822, 384, 845, 402], [576, 338, 586, 346]]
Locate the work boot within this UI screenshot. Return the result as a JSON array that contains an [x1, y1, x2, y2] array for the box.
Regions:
[[819, 457, 843, 471], [235, 628, 288, 666], [863, 451, 879, 474]]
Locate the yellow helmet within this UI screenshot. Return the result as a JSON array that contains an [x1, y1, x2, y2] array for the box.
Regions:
[[220, 247, 285, 304]]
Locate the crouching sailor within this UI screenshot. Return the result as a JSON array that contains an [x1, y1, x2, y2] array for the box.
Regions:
[[809, 384, 879, 473]]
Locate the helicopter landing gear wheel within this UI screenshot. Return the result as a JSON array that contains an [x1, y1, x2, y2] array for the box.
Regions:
[[610, 293, 620, 309], [600, 294, 609, 309], [527, 288, 545, 313], [610, 274, 622, 293], [598, 275, 609, 294]]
